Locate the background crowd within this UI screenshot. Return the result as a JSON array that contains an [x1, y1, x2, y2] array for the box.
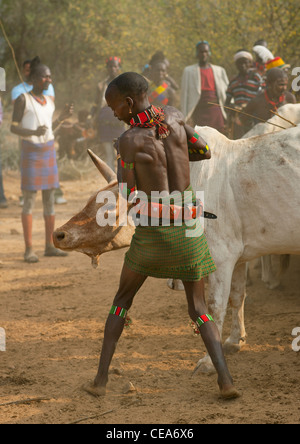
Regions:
[[0, 0, 299, 263]]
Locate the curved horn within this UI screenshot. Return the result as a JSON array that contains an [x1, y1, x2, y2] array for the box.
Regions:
[[87, 149, 117, 183]]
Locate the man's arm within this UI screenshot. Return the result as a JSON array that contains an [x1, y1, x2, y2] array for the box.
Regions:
[[118, 135, 137, 200], [10, 94, 47, 138], [184, 123, 211, 161]]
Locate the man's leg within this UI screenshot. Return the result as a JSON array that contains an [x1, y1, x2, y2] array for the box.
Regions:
[[22, 191, 39, 263], [0, 150, 8, 207], [184, 279, 240, 399], [43, 189, 67, 257], [83, 263, 147, 396]]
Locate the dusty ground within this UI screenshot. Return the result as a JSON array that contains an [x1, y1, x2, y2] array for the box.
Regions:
[[0, 170, 299, 425]]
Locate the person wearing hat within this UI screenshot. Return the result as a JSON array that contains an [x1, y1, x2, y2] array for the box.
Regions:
[[252, 44, 274, 78], [181, 41, 229, 133], [225, 50, 263, 138], [240, 67, 296, 131]]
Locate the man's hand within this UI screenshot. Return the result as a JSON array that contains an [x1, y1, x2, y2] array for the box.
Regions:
[[35, 125, 48, 136], [58, 103, 74, 122]]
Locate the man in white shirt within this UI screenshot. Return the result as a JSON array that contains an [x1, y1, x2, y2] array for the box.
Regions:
[[181, 41, 229, 133], [11, 59, 55, 104]]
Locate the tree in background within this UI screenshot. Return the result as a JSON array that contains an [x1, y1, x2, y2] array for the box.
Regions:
[[0, 0, 299, 107]]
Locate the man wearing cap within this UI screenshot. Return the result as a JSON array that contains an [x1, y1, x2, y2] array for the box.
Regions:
[[225, 50, 263, 138], [241, 67, 296, 131], [181, 41, 229, 133]]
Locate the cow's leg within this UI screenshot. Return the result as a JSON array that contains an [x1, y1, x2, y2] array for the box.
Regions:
[[184, 279, 239, 399], [224, 263, 247, 353], [193, 262, 235, 374], [83, 263, 147, 397], [261, 255, 281, 289]]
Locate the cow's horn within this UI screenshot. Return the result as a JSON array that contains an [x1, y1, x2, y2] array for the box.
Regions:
[[87, 149, 117, 183]]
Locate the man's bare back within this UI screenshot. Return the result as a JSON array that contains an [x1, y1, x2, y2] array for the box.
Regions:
[[119, 106, 190, 196]]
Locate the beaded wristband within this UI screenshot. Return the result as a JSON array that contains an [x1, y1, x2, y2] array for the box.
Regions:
[[120, 182, 136, 197]]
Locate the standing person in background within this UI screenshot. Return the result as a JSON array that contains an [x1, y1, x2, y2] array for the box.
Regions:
[[93, 57, 125, 171], [181, 41, 229, 133], [11, 57, 67, 205], [240, 67, 296, 132], [0, 95, 8, 209], [11, 59, 55, 104], [147, 58, 176, 107], [10, 58, 73, 263], [225, 50, 263, 139], [252, 45, 274, 88]]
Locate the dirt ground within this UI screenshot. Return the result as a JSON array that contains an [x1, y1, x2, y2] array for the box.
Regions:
[[0, 170, 299, 425]]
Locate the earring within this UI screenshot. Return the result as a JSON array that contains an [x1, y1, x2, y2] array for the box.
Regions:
[[129, 109, 132, 115]]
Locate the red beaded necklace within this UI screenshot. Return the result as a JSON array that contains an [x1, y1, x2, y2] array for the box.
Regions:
[[29, 91, 47, 106], [264, 90, 285, 111]]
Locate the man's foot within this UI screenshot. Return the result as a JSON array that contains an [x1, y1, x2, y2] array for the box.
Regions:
[[55, 196, 67, 205], [82, 381, 106, 397], [0, 200, 8, 209], [24, 248, 39, 264], [44, 245, 68, 257], [219, 385, 241, 400]]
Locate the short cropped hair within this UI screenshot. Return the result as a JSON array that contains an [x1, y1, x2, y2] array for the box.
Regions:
[[107, 72, 148, 97], [266, 67, 288, 84]]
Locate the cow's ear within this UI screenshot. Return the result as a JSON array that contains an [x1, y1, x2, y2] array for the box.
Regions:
[[87, 149, 117, 183]]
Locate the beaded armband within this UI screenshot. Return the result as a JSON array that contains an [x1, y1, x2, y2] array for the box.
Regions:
[[121, 159, 135, 170], [188, 132, 209, 155]]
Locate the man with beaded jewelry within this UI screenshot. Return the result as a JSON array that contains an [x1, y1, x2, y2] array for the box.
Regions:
[[83, 72, 239, 400]]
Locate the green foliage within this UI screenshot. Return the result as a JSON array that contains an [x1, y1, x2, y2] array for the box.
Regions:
[[0, 0, 299, 107]]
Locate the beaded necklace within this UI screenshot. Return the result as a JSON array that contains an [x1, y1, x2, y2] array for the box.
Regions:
[[29, 91, 47, 106], [264, 90, 285, 111], [129, 105, 170, 139]]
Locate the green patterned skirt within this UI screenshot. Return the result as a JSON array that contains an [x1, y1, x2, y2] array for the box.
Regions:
[[125, 185, 216, 281]]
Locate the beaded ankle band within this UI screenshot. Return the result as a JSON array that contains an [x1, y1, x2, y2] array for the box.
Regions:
[[196, 314, 215, 329], [109, 305, 128, 319]]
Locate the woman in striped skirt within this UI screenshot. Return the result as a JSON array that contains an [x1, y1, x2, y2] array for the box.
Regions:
[[11, 59, 73, 263]]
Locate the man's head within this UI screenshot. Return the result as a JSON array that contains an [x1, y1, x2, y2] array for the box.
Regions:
[[29, 57, 52, 92], [105, 72, 149, 124], [254, 39, 268, 48], [234, 50, 253, 76], [151, 61, 167, 85], [106, 57, 121, 80], [196, 41, 211, 65], [266, 68, 288, 98]]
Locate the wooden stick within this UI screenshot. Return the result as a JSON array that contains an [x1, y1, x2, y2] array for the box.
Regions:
[[270, 110, 297, 127], [0, 397, 51, 407], [67, 409, 114, 425], [207, 102, 287, 130]]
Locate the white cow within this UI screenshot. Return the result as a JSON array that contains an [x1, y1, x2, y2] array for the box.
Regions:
[[242, 103, 300, 289], [189, 124, 300, 372]]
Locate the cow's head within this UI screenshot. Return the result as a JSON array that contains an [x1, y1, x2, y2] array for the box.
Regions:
[[53, 150, 135, 268]]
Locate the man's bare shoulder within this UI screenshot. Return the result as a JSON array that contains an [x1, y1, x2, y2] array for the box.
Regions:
[[119, 126, 146, 159], [163, 106, 185, 125]]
